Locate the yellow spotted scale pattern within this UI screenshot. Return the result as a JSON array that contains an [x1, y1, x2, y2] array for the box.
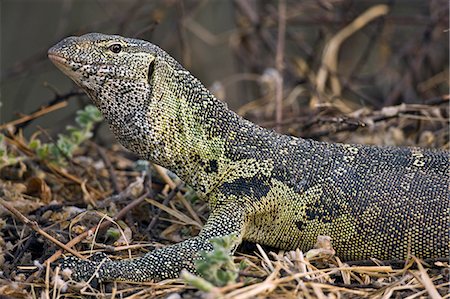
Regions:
[[48, 33, 449, 282]]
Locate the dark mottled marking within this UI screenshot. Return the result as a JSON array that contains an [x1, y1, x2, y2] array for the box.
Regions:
[[305, 198, 342, 224], [205, 159, 218, 173], [295, 220, 307, 231], [221, 176, 271, 200]]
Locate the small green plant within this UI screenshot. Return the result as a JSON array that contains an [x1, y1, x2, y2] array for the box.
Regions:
[[0, 134, 24, 167], [29, 105, 102, 164], [184, 185, 200, 204], [194, 233, 239, 287]]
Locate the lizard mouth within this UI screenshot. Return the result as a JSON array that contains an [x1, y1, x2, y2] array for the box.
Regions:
[[48, 53, 69, 67], [48, 52, 80, 79]]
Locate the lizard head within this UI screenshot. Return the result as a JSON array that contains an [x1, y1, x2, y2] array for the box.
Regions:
[[48, 33, 167, 103], [48, 33, 185, 146]]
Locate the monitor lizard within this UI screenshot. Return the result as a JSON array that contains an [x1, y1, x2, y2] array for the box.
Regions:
[[48, 33, 449, 282]]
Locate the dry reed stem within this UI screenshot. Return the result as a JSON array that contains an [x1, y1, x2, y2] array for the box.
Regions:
[[0, 101, 68, 130], [314, 4, 389, 109], [153, 164, 203, 227]]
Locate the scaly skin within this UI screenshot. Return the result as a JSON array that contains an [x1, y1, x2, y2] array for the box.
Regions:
[[48, 33, 449, 282]]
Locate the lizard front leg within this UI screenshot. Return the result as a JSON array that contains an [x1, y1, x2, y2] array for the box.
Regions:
[[60, 200, 246, 283]]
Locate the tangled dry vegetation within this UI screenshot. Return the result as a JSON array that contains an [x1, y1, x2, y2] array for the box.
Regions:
[[1, 0, 449, 298]]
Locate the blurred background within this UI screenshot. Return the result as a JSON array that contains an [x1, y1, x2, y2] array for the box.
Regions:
[[1, 0, 448, 147]]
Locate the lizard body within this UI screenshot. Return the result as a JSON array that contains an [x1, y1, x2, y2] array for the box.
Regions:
[[48, 33, 449, 282]]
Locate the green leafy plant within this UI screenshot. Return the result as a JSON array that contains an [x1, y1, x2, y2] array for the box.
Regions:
[[193, 233, 239, 287], [0, 133, 24, 167], [29, 105, 102, 164]]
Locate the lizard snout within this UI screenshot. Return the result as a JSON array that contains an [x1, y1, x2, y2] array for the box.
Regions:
[[48, 36, 79, 62]]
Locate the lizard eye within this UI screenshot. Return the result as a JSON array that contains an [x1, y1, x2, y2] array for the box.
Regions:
[[109, 44, 122, 53]]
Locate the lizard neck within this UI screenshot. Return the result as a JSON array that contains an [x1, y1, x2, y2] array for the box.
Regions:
[[96, 63, 239, 199], [94, 58, 314, 202], [144, 70, 240, 199]]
